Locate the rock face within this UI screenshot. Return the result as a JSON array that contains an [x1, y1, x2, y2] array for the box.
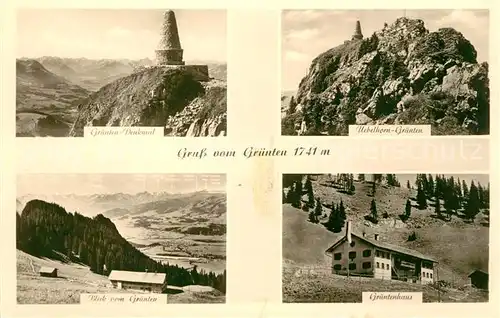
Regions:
[[68, 67, 226, 137], [282, 17, 489, 136]]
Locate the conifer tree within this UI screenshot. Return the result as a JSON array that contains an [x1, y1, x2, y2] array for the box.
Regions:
[[370, 199, 378, 221], [416, 183, 427, 209], [304, 176, 315, 208], [339, 199, 346, 221], [455, 178, 463, 208], [435, 197, 442, 218], [465, 181, 480, 221], [407, 180, 411, 189], [358, 174, 365, 181], [349, 174, 355, 193], [427, 174, 434, 198], [308, 210, 318, 223], [405, 199, 411, 219], [325, 204, 342, 233], [314, 198, 323, 217], [462, 180, 469, 200]]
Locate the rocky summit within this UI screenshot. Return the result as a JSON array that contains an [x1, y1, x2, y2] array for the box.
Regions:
[[282, 17, 490, 136], [68, 67, 226, 137]]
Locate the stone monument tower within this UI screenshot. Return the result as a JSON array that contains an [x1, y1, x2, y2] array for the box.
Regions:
[[156, 10, 185, 65], [352, 20, 363, 40]]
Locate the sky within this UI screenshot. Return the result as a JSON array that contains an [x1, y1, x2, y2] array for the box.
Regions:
[[348, 173, 489, 188], [17, 9, 227, 62], [282, 9, 489, 91], [394, 174, 489, 189], [17, 173, 226, 196]]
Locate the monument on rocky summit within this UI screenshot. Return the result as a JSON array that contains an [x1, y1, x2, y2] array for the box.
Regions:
[[352, 20, 363, 40], [156, 10, 185, 65], [155, 10, 209, 81]]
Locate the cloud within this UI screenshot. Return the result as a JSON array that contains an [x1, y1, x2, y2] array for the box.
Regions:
[[285, 28, 320, 41], [435, 9, 488, 29], [284, 50, 309, 62]]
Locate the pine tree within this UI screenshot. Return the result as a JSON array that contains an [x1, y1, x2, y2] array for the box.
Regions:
[[314, 198, 323, 217], [304, 176, 315, 208], [416, 182, 428, 209], [462, 180, 469, 200], [325, 204, 342, 233], [455, 178, 463, 208], [405, 199, 411, 219], [349, 174, 355, 194], [370, 199, 378, 221], [465, 181, 480, 221], [339, 199, 346, 221], [435, 197, 442, 218], [427, 174, 434, 198], [406, 180, 411, 189], [308, 210, 318, 223]]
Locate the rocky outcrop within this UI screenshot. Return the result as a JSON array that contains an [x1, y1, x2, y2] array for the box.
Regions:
[[282, 17, 489, 136], [68, 68, 227, 137]]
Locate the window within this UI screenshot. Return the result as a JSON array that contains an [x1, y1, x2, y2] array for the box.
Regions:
[[427, 273, 430, 278], [376, 262, 380, 268], [362, 262, 371, 269], [349, 251, 356, 259], [334, 253, 342, 260], [430, 273, 433, 279], [363, 249, 371, 257], [381, 263, 385, 269], [376, 251, 380, 257], [333, 264, 342, 270], [349, 263, 356, 270]]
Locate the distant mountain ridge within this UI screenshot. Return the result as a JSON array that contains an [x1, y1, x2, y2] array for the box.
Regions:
[[17, 190, 226, 218], [32, 56, 227, 91]]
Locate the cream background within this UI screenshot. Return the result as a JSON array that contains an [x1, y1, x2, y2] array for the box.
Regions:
[[0, 0, 497, 317]]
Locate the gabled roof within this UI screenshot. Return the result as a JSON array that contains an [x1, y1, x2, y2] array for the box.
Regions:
[[325, 232, 438, 262], [39, 266, 57, 273], [468, 269, 488, 277], [108, 270, 166, 285]]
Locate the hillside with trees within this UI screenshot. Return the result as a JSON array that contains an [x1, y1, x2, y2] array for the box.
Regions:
[[282, 173, 489, 302], [16, 199, 226, 293]]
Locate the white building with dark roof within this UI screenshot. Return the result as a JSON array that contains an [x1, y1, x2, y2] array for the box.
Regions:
[[325, 222, 438, 284], [108, 270, 167, 293]]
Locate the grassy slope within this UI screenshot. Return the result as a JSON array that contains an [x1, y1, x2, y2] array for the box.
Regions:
[[282, 175, 489, 302], [17, 250, 225, 304]]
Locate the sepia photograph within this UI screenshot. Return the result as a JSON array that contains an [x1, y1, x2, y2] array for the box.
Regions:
[[16, 9, 227, 137], [282, 173, 489, 302], [281, 10, 490, 136], [16, 173, 227, 304]]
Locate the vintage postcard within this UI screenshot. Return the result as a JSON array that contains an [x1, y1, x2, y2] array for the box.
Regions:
[[16, 173, 226, 304], [281, 10, 490, 136], [16, 9, 227, 137], [282, 173, 489, 303]]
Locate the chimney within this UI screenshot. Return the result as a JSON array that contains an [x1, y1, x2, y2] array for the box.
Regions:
[[374, 234, 379, 241], [346, 221, 352, 244]]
